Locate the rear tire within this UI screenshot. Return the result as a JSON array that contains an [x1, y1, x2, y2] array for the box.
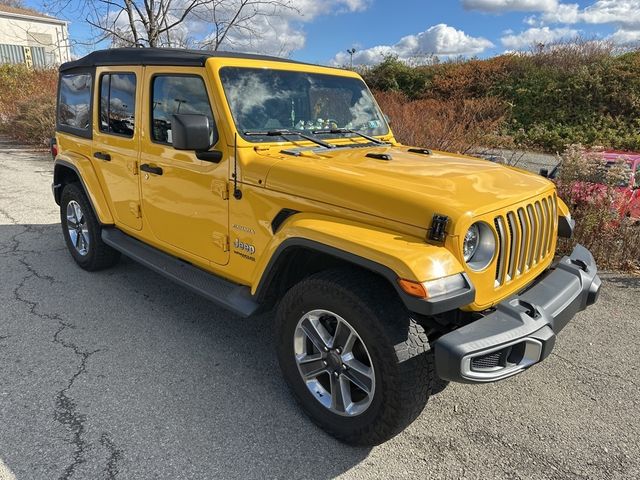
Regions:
[[275, 268, 434, 445], [60, 183, 120, 271]]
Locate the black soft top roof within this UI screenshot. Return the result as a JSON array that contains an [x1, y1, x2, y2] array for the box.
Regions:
[[60, 47, 312, 72]]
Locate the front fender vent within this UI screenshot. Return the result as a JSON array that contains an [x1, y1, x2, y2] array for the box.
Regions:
[[271, 209, 299, 234]]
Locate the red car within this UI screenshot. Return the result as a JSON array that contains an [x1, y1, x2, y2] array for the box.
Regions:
[[602, 151, 640, 220], [548, 150, 640, 220]]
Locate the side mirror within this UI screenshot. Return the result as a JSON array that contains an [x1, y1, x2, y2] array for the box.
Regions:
[[171, 113, 213, 151], [539, 168, 549, 178]]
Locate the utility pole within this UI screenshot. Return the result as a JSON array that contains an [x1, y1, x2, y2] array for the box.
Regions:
[[174, 98, 187, 113], [347, 48, 356, 69]]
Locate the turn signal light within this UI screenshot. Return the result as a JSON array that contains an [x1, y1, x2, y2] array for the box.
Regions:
[[397, 279, 428, 299], [398, 274, 468, 300]]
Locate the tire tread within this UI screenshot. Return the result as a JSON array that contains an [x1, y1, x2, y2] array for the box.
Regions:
[[276, 267, 434, 445]]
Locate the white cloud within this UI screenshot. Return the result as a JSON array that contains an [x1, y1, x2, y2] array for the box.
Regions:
[[211, 0, 371, 55], [541, 1, 640, 29], [103, 0, 369, 56], [462, 0, 559, 12], [332, 24, 494, 65], [477, 0, 640, 44], [610, 28, 640, 44], [249, 1, 375, 55], [501, 26, 579, 48]]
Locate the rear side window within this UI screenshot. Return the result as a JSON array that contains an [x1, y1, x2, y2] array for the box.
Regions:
[[151, 75, 216, 145], [58, 73, 92, 133], [99, 73, 137, 137]]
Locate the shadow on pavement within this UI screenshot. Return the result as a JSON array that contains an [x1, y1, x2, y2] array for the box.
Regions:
[[604, 274, 640, 290], [1, 223, 371, 479]]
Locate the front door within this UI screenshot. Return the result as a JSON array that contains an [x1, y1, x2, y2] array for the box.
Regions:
[[139, 67, 230, 265], [92, 67, 143, 230]]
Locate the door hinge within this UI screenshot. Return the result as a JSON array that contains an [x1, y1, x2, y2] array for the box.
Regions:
[[130, 202, 141, 218], [212, 233, 229, 252], [128, 160, 139, 175], [211, 180, 229, 200]]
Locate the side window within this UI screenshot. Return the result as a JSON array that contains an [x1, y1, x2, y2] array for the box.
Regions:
[[58, 73, 92, 132], [151, 75, 217, 146], [99, 73, 136, 137]]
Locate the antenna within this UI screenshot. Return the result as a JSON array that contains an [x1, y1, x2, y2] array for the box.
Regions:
[[233, 132, 242, 200]]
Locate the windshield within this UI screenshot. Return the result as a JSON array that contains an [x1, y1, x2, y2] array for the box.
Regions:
[[219, 67, 388, 143]]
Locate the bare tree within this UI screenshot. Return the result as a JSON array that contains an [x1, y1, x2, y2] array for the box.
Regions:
[[195, 0, 296, 51], [0, 0, 26, 8], [46, 0, 297, 50]]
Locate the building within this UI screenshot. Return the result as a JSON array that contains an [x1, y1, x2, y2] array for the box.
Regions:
[[0, 4, 70, 67]]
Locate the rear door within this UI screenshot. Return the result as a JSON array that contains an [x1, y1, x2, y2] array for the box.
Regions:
[[139, 67, 230, 265], [92, 67, 143, 230]]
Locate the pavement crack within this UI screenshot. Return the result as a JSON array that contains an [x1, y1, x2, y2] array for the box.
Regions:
[[100, 434, 124, 480], [17, 257, 60, 284], [53, 328, 100, 480], [10, 256, 98, 480]]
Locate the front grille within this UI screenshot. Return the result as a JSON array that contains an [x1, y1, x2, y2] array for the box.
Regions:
[[494, 194, 557, 287], [471, 350, 506, 370]]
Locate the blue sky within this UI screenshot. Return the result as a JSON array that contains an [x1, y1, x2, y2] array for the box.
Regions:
[[26, 0, 640, 65]]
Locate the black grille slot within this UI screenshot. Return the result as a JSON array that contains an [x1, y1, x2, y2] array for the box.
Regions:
[[493, 194, 558, 288], [471, 350, 506, 370]]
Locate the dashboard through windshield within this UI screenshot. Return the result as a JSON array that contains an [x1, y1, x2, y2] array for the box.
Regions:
[[219, 67, 389, 143]]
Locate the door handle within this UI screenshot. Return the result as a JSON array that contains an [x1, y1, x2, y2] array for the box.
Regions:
[[140, 164, 163, 175], [94, 152, 111, 161]]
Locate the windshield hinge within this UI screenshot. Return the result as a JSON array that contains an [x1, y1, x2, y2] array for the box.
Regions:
[[211, 180, 229, 200], [212, 232, 229, 252], [128, 160, 138, 175], [130, 202, 141, 219], [429, 214, 449, 242]]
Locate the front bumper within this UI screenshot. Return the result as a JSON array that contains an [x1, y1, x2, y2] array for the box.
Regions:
[[433, 244, 601, 383]]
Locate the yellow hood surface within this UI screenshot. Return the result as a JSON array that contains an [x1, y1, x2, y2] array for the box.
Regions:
[[258, 145, 555, 231]]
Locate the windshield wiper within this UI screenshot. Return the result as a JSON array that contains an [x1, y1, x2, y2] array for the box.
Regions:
[[244, 129, 336, 149], [311, 128, 387, 145]]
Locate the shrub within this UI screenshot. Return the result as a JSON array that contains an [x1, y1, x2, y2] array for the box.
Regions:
[[361, 57, 431, 99], [0, 64, 57, 146], [365, 41, 640, 153], [375, 90, 507, 153], [4, 95, 56, 147]]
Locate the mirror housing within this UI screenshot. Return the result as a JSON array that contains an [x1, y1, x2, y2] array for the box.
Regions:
[[539, 168, 549, 178], [171, 114, 212, 151]]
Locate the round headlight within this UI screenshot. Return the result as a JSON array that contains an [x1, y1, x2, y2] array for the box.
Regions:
[[463, 222, 496, 271], [463, 224, 480, 261]]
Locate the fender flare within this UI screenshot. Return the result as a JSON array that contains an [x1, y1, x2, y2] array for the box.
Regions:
[[53, 157, 114, 224], [252, 214, 474, 316], [556, 197, 574, 238]]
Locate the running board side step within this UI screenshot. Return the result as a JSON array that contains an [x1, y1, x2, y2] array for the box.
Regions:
[[101, 228, 259, 318]]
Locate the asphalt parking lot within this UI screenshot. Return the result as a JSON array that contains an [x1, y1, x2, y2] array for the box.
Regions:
[[1, 138, 639, 480]]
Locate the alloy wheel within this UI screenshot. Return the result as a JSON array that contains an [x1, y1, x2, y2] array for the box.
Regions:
[[293, 309, 375, 417], [66, 200, 90, 256]]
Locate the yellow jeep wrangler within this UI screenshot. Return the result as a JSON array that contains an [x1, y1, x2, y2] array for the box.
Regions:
[[52, 48, 601, 445]]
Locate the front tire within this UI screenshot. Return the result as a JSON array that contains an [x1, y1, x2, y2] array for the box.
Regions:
[[275, 269, 434, 445], [60, 183, 120, 271]]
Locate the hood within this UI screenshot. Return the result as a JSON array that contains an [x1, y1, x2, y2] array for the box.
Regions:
[[256, 145, 555, 231]]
